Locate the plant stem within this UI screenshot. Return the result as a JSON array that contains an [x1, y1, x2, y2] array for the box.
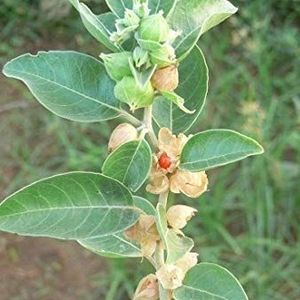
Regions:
[[157, 191, 171, 300], [159, 192, 169, 208], [144, 105, 158, 148], [121, 110, 142, 127]]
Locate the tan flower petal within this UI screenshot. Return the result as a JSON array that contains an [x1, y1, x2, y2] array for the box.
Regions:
[[156, 264, 184, 290], [158, 128, 187, 160], [170, 170, 208, 198], [146, 168, 170, 194], [176, 252, 198, 275], [133, 274, 159, 300], [125, 215, 160, 257], [167, 205, 197, 230], [140, 239, 157, 257], [108, 123, 138, 152]]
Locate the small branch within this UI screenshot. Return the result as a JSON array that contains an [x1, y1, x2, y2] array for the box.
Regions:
[[156, 191, 170, 300], [143, 105, 158, 148], [159, 191, 169, 209], [120, 110, 142, 127]]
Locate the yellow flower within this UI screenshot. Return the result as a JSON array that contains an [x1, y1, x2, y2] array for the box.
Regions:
[[146, 128, 208, 198]]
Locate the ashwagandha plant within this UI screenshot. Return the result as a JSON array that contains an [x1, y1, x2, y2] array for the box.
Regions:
[[1, 1, 264, 299]]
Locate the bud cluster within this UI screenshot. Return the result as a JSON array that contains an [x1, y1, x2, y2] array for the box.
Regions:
[[101, 0, 181, 111]]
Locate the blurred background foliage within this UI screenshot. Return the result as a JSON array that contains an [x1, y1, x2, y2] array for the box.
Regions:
[[0, 0, 299, 299]]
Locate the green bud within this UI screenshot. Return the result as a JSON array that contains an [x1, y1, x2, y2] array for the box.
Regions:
[[133, 47, 150, 68], [150, 44, 176, 68], [100, 52, 132, 81], [123, 9, 140, 27], [135, 34, 162, 52], [133, 0, 150, 18], [114, 76, 154, 111], [138, 12, 170, 43]]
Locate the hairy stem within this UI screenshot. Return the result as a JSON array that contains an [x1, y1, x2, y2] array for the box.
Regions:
[[144, 105, 158, 148], [121, 110, 142, 127], [159, 192, 169, 208], [157, 191, 171, 300]]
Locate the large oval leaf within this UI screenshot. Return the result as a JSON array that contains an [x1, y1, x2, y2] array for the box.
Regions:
[[3, 51, 123, 122], [102, 140, 152, 192], [0, 172, 139, 240], [78, 232, 141, 258], [106, 0, 176, 18], [180, 130, 264, 172], [174, 263, 248, 300], [78, 196, 156, 258], [153, 46, 208, 134], [68, 0, 120, 51], [169, 0, 238, 59]]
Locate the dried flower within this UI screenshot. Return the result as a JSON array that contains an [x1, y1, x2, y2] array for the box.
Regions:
[[108, 123, 138, 152], [170, 170, 208, 198], [125, 215, 160, 257], [167, 205, 197, 230], [175, 252, 198, 275], [151, 65, 179, 92], [156, 264, 184, 290], [133, 274, 159, 300], [146, 128, 208, 198]]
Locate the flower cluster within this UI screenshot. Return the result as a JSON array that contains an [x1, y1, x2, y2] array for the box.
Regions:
[[146, 128, 208, 198], [100, 0, 186, 112], [130, 204, 200, 298]]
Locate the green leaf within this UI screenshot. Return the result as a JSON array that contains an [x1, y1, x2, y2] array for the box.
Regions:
[[129, 58, 157, 88], [169, 0, 238, 59], [106, 0, 177, 18], [180, 130, 264, 172], [78, 232, 141, 258], [160, 91, 195, 114], [68, 0, 120, 51], [78, 196, 156, 258], [133, 196, 156, 216], [174, 263, 248, 300], [3, 51, 124, 122], [0, 172, 139, 240], [102, 140, 152, 192], [153, 46, 208, 134], [156, 204, 194, 264]]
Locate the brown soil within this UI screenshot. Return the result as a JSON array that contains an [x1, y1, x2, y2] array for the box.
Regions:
[[0, 234, 106, 300]]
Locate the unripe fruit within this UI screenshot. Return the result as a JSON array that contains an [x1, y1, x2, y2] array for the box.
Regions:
[[138, 12, 170, 43], [151, 65, 179, 92], [114, 76, 154, 110], [108, 123, 138, 152], [101, 52, 132, 82], [150, 44, 176, 68], [133, 46, 150, 68]]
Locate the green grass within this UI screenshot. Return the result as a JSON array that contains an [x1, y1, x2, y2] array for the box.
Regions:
[[0, 0, 299, 299]]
